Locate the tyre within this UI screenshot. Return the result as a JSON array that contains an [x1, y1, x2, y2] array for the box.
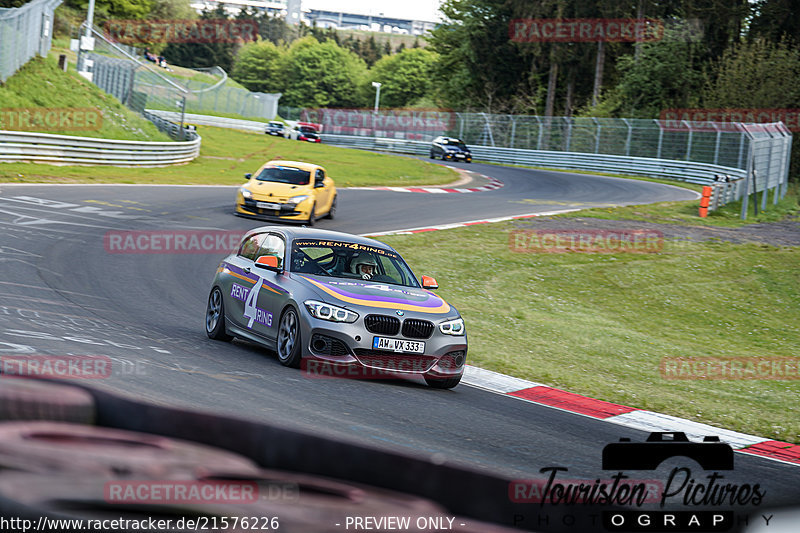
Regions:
[[277, 307, 302, 368], [305, 202, 316, 226], [0, 422, 261, 477], [326, 195, 337, 219], [424, 374, 462, 389], [205, 287, 232, 341], [0, 379, 95, 424], [429, 151, 435, 159]]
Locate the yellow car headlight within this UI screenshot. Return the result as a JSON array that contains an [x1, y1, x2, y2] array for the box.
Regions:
[[289, 194, 310, 205]]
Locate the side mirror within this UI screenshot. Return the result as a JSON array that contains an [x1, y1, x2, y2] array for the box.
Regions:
[[421, 275, 438, 289], [244, 173, 252, 179], [255, 255, 281, 272], [315, 180, 325, 188]]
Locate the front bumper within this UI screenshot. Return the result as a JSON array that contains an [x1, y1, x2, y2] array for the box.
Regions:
[[444, 153, 471, 162], [235, 198, 311, 222], [298, 316, 467, 379]]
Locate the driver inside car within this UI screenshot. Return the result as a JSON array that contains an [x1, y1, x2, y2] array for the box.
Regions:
[[350, 252, 378, 280]]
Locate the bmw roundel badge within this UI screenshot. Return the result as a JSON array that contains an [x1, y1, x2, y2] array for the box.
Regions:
[[396, 310, 404, 316]]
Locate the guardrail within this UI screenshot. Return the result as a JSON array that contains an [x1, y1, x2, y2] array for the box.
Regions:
[[710, 177, 746, 211], [140, 112, 791, 218], [0, 130, 201, 166], [322, 134, 746, 186], [148, 110, 267, 133]]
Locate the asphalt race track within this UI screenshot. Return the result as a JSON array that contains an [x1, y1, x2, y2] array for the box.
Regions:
[[0, 163, 797, 530]]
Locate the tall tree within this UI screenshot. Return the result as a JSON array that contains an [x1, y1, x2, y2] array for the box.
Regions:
[[64, 0, 152, 20], [161, 5, 241, 71], [702, 39, 800, 108], [702, 38, 800, 179], [428, 0, 535, 111], [278, 36, 368, 107], [361, 48, 437, 107], [749, 0, 800, 44], [256, 12, 294, 45], [591, 27, 705, 118], [231, 40, 284, 93]]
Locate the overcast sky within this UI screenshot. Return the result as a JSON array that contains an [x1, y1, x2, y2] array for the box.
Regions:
[[303, 0, 444, 22]]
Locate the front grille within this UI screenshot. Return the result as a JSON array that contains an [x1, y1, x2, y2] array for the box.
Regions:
[[401, 319, 435, 339], [364, 315, 400, 336], [353, 349, 436, 373], [243, 199, 298, 216], [310, 334, 350, 357]]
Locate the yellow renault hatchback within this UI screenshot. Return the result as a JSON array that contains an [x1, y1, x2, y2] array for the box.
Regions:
[[234, 160, 337, 226]]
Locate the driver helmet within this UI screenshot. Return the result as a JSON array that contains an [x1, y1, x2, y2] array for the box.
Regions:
[[350, 252, 378, 279]]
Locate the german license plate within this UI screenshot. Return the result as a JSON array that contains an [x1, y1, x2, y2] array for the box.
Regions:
[[372, 337, 425, 354], [257, 202, 281, 210]]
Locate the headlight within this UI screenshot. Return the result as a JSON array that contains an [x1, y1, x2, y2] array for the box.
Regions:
[[439, 317, 465, 336], [289, 195, 310, 205], [304, 300, 358, 323], [240, 187, 252, 199]]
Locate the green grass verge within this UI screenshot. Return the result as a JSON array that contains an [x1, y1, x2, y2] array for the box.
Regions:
[[0, 56, 170, 142], [560, 184, 799, 228], [378, 208, 800, 443], [0, 126, 458, 186], [479, 161, 704, 193]]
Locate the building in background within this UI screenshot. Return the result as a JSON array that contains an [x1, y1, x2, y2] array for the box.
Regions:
[[189, 0, 436, 35], [304, 9, 434, 35], [286, 0, 302, 25], [189, 0, 288, 17]]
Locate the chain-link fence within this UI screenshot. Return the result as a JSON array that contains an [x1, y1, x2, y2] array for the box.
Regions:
[[284, 106, 791, 218], [287, 108, 760, 171], [82, 26, 280, 123], [0, 0, 61, 82], [741, 122, 792, 217], [181, 69, 280, 120], [78, 25, 192, 139]]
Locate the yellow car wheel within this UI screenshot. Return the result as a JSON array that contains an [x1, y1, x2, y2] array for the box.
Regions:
[[327, 195, 337, 220], [305, 202, 316, 226]]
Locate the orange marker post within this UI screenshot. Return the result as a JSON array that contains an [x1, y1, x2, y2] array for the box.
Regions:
[[699, 186, 712, 217]]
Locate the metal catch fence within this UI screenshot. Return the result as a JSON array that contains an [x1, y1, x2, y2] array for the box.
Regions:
[[0, 0, 61, 82], [282, 107, 791, 219]]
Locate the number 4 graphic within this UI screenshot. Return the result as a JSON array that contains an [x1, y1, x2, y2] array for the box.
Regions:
[[243, 277, 264, 328]]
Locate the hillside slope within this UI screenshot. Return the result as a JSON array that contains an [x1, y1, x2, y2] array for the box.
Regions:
[[0, 56, 170, 141]]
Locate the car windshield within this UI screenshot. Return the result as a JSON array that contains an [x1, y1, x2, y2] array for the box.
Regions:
[[299, 126, 317, 133], [290, 239, 420, 288], [268, 122, 282, 127], [447, 140, 467, 150], [254, 166, 310, 185]]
